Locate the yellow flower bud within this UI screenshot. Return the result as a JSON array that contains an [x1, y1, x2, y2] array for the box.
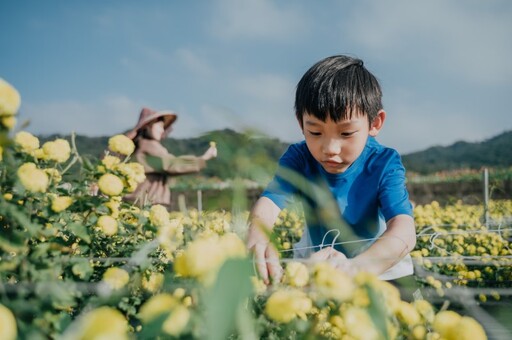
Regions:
[[98, 173, 124, 196], [108, 134, 135, 156], [97, 215, 118, 236], [102, 267, 129, 290], [17, 162, 49, 193], [0, 78, 21, 116], [51, 196, 73, 213], [1, 116, 16, 130], [14, 131, 39, 153]]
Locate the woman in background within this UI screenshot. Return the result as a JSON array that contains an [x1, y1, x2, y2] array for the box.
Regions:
[[124, 107, 217, 209]]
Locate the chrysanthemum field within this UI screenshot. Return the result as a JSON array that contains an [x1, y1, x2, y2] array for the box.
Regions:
[[1, 78, 511, 339]]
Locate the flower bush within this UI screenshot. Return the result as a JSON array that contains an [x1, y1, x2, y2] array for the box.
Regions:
[[0, 78, 495, 339]]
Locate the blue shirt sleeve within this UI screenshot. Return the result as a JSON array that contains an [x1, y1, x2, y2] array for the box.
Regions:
[[261, 144, 305, 209], [378, 150, 413, 221]]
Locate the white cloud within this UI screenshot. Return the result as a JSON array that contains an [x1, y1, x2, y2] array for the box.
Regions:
[[210, 0, 307, 41], [345, 0, 512, 84]]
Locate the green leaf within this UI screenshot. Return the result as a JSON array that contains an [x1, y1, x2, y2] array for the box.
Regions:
[[71, 258, 93, 280], [67, 222, 91, 244], [137, 312, 171, 340], [366, 283, 390, 340], [203, 257, 254, 340]]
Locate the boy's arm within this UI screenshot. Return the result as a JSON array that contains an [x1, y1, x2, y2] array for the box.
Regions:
[[247, 197, 283, 285], [350, 214, 416, 275]]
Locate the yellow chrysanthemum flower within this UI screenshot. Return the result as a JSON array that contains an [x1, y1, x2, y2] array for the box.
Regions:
[[41, 139, 71, 163], [51, 196, 73, 213], [218, 232, 246, 258], [97, 215, 118, 236], [0, 78, 21, 116], [1, 116, 16, 130], [108, 134, 135, 156], [102, 267, 129, 290], [174, 236, 223, 284], [432, 310, 461, 339], [149, 204, 170, 228], [413, 299, 435, 323], [104, 199, 121, 218], [101, 155, 121, 170], [98, 173, 124, 196], [74, 306, 128, 340], [265, 288, 312, 323], [3, 193, 13, 201], [395, 301, 421, 326], [17, 162, 49, 193], [142, 272, 165, 293], [139, 294, 190, 337], [312, 262, 355, 302], [284, 261, 309, 288], [44, 168, 62, 184], [14, 131, 40, 153], [457, 316, 487, 340], [250, 276, 267, 295], [343, 306, 380, 340], [0, 303, 17, 340]]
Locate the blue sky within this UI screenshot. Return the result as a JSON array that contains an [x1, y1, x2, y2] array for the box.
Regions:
[[2, 0, 511, 154]]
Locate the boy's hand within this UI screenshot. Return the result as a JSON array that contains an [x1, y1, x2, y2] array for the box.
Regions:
[[250, 242, 282, 285], [247, 226, 283, 285], [310, 247, 357, 276]]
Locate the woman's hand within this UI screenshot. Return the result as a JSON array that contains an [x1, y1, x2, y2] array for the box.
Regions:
[[201, 145, 217, 161]]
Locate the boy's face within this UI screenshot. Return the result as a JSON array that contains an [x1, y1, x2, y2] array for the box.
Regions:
[[300, 111, 385, 174]]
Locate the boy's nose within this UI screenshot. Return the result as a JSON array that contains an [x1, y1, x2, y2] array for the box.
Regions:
[[322, 139, 342, 155]]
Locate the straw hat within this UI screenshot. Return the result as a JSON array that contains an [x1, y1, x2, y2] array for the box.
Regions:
[[126, 107, 177, 139]]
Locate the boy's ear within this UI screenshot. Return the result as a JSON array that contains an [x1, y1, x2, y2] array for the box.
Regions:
[[369, 110, 386, 137]]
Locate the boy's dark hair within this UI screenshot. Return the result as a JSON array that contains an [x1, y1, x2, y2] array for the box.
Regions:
[[295, 55, 383, 127]]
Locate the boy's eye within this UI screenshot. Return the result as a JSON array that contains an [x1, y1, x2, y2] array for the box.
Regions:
[[308, 131, 321, 136], [341, 131, 356, 137]]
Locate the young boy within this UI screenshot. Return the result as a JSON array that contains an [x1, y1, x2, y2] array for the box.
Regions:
[[247, 55, 416, 285]]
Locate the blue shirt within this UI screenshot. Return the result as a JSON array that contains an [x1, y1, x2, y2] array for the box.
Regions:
[[261, 136, 413, 256]]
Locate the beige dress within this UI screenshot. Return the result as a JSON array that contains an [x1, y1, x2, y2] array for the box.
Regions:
[[124, 138, 206, 208]]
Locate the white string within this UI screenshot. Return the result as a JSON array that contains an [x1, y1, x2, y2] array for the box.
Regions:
[[319, 229, 341, 249]]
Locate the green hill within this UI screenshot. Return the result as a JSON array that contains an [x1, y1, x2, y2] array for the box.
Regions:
[[401, 130, 512, 174]]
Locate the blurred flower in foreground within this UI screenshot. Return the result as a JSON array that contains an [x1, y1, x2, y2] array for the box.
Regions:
[[102, 267, 130, 290], [265, 288, 312, 323], [0, 304, 17, 340], [0, 78, 21, 116], [138, 293, 190, 337], [71, 306, 128, 340]]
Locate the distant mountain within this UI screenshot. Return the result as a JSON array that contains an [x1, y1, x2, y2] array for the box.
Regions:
[[402, 130, 512, 174]]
